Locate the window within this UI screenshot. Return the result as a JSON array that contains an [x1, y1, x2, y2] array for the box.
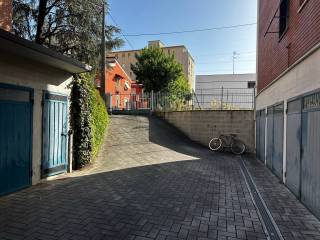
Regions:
[[128, 53, 131, 57], [122, 53, 125, 58], [279, 0, 289, 38], [248, 81, 256, 89]]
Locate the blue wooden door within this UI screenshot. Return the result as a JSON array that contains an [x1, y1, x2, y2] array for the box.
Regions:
[[0, 84, 33, 196], [42, 92, 68, 177]]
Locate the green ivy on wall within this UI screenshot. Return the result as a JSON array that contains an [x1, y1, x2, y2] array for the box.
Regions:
[[70, 73, 109, 169]]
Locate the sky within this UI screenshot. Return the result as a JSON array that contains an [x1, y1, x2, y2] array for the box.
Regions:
[[108, 0, 257, 76]]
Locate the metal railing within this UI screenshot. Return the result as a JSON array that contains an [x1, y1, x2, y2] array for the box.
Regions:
[[107, 87, 255, 113], [194, 87, 255, 110]]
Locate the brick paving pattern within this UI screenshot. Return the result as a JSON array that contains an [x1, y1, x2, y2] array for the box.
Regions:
[[243, 157, 320, 240], [0, 115, 318, 239]]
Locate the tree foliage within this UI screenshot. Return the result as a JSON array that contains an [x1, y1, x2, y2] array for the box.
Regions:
[[12, 0, 124, 66], [167, 75, 190, 97], [131, 47, 185, 92]]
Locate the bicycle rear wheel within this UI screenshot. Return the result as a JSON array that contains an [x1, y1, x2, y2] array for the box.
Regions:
[[209, 138, 222, 151], [231, 140, 246, 155]]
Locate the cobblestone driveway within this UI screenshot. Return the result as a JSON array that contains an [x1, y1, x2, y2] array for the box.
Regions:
[[0, 115, 319, 240]]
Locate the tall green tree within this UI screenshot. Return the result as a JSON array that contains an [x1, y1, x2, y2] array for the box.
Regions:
[[131, 47, 185, 92], [12, 0, 124, 66]]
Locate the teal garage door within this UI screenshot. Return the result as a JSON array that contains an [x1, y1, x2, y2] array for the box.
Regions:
[[0, 84, 33, 196]]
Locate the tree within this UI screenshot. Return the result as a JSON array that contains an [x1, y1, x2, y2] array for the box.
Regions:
[[131, 47, 185, 92], [167, 75, 190, 96], [12, 0, 124, 66]]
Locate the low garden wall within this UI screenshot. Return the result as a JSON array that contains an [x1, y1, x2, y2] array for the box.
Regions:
[[155, 110, 255, 152]]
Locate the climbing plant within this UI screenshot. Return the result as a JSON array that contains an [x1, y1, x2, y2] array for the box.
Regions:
[[70, 73, 109, 169], [88, 78, 109, 159]]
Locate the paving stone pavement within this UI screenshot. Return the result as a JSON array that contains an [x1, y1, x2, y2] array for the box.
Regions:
[[0, 115, 319, 240], [243, 156, 320, 240]]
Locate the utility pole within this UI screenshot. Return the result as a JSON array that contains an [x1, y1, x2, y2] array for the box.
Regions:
[[101, 2, 106, 100]]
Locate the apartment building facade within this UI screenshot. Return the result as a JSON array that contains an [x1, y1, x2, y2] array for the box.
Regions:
[[113, 40, 195, 90], [256, 0, 320, 219]]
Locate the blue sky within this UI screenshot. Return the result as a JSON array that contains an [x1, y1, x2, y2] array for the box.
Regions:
[[108, 0, 257, 75]]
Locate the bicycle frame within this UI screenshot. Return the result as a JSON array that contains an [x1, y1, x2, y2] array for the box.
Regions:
[[219, 135, 236, 148]]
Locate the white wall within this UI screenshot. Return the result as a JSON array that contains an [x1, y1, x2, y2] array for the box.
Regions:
[[195, 74, 256, 109], [0, 55, 73, 184], [195, 73, 256, 92]]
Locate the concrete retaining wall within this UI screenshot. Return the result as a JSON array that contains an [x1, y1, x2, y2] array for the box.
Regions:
[[155, 110, 255, 152]]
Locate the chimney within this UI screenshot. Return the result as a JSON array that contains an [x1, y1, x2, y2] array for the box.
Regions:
[[0, 0, 13, 32]]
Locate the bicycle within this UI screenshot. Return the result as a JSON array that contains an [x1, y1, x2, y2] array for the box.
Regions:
[[209, 134, 246, 155]]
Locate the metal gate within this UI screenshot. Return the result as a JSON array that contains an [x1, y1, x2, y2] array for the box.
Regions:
[[256, 110, 266, 163], [42, 92, 68, 177], [266, 106, 274, 169], [300, 92, 320, 219], [0, 84, 33, 195], [266, 104, 284, 180], [256, 111, 260, 160], [272, 103, 284, 180], [286, 99, 302, 197], [109, 93, 152, 115]]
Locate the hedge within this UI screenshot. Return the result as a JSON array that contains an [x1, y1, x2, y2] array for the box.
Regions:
[[89, 84, 109, 158], [70, 73, 109, 169]]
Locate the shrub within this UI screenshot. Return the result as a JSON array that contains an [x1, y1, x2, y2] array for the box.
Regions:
[[89, 86, 109, 158], [70, 73, 109, 169]]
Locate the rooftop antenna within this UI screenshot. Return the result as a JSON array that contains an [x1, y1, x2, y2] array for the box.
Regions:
[[232, 51, 240, 74]]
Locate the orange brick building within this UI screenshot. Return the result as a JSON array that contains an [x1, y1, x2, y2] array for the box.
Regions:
[[104, 60, 132, 110]]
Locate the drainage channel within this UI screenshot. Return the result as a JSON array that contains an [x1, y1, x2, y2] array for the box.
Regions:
[[239, 156, 284, 240]]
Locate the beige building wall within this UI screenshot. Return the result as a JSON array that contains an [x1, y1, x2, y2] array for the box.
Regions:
[[0, 54, 73, 185], [113, 41, 195, 90]]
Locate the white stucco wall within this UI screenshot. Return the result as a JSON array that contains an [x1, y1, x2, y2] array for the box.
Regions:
[[0, 55, 73, 184]]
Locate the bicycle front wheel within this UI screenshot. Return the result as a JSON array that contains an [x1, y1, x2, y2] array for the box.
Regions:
[[209, 138, 222, 151], [231, 140, 246, 155]]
